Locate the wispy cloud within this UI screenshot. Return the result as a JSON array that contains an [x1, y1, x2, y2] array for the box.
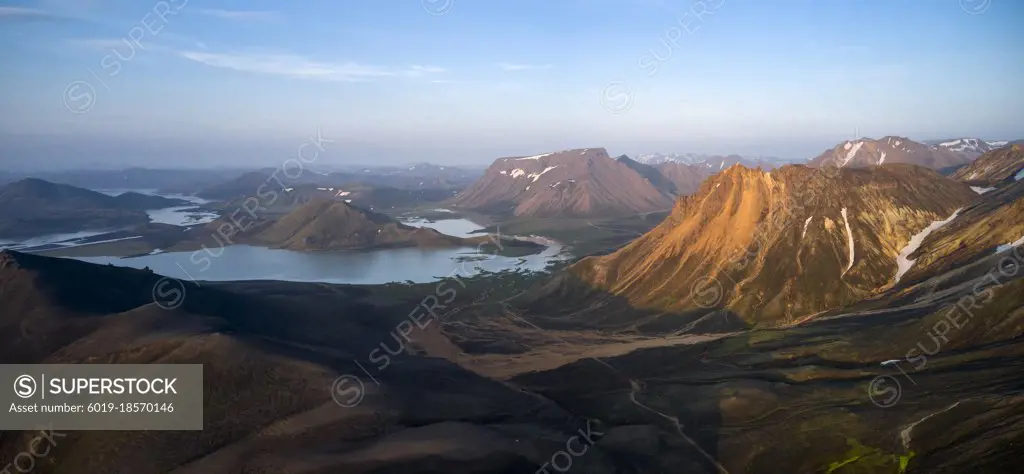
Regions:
[[198, 9, 280, 21], [0, 6, 48, 16], [68, 38, 137, 51], [177, 51, 445, 82], [0, 5, 72, 22], [497, 62, 552, 71]]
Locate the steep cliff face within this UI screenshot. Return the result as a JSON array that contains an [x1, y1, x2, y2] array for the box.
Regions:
[[449, 148, 675, 217], [567, 164, 977, 323]]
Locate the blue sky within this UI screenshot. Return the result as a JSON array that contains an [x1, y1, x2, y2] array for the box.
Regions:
[[0, 0, 1022, 168]]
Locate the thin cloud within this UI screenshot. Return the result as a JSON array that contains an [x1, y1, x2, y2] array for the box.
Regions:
[[0, 6, 48, 16], [497, 62, 552, 71], [0, 5, 71, 22], [198, 9, 280, 21], [178, 50, 444, 82], [68, 38, 137, 51]]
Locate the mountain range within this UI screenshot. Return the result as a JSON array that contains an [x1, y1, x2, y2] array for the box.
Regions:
[[0, 178, 189, 239], [633, 153, 792, 170], [808, 137, 1022, 171]]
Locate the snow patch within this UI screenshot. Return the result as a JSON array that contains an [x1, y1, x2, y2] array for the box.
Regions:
[[987, 140, 1009, 147], [802, 216, 813, 239], [516, 152, 554, 161], [840, 208, 855, 275], [843, 142, 852, 151], [336, 190, 350, 197], [878, 151, 886, 165], [1016, 169, 1024, 181], [939, 139, 961, 147], [510, 169, 526, 178], [900, 401, 963, 450], [500, 170, 508, 175], [970, 186, 996, 195], [527, 166, 558, 182], [894, 208, 963, 284], [996, 235, 1024, 253], [839, 142, 864, 168]]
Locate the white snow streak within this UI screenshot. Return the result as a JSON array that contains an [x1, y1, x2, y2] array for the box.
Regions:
[[1016, 169, 1024, 181], [510, 169, 526, 178], [516, 152, 554, 161], [894, 208, 963, 284], [900, 401, 963, 450], [839, 142, 863, 168], [527, 166, 558, 182], [878, 151, 887, 165], [996, 235, 1024, 254], [802, 216, 813, 239], [970, 186, 996, 195], [840, 208, 855, 275]]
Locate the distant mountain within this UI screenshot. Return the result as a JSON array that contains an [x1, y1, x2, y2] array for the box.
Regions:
[[208, 182, 454, 216], [197, 165, 479, 202], [195, 169, 302, 200], [807, 136, 970, 170], [952, 145, 1024, 186], [654, 162, 712, 196], [634, 153, 792, 171], [0, 178, 188, 239], [539, 164, 977, 324], [614, 155, 680, 195], [449, 148, 675, 218], [0, 168, 249, 194], [926, 138, 1017, 161]]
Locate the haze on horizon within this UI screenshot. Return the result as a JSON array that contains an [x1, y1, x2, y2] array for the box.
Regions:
[[0, 0, 1022, 170]]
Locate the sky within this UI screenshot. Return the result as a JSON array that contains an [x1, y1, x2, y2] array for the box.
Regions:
[[0, 0, 1022, 169]]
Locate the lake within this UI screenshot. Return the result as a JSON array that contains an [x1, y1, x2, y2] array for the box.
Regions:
[[68, 207, 567, 284], [96, 189, 219, 226], [75, 240, 565, 284]]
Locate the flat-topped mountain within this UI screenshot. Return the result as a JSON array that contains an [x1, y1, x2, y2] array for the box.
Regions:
[[551, 164, 977, 323], [0, 178, 188, 238], [449, 148, 676, 217]]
